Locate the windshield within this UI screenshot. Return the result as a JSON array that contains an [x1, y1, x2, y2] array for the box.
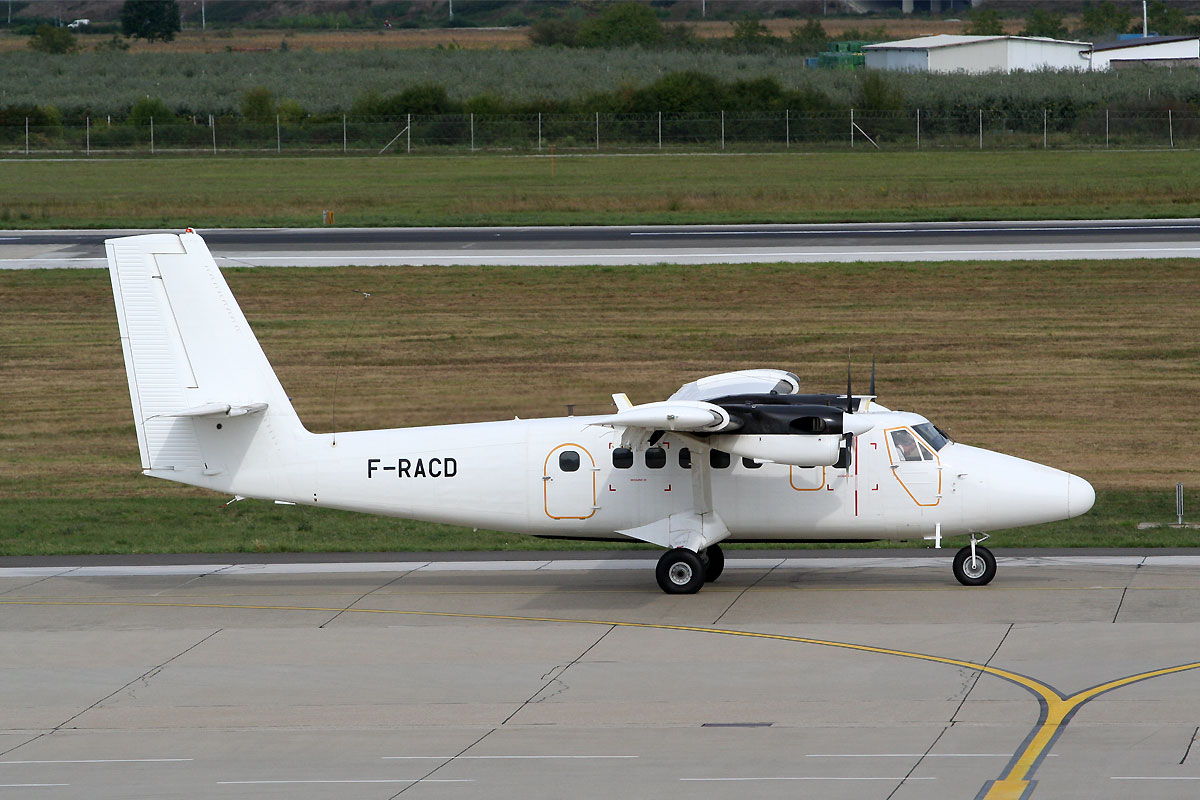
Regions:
[[913, 422, 950, 451]]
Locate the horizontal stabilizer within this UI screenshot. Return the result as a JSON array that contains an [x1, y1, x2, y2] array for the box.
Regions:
[[152, 402, 269, 419]]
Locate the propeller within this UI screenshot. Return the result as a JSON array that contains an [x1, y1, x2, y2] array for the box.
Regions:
[[845, 351, 854, 413]]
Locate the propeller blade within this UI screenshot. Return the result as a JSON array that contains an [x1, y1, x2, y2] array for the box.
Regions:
[[845, 351, 853, 413]]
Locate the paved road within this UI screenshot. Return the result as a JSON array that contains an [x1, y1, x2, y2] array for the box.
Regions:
[[4, 218, 1200, 267], [4, 554, 1200, 799]]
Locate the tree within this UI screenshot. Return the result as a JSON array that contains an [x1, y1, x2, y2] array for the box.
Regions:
[[121, 0, 181, 43], [28, 24, 79, 54], [1079, 1, 1132, 38], [729, 12, 777, 50], [790, 18, 828, 55], [964, 8, 1004, 36], [1020, 8, 1068, 39], [577, 3, 662, 48], [1145, 1, 1190, 34]]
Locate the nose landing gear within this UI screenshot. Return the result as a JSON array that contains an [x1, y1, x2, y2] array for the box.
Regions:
[[953, 533, 996, 586]]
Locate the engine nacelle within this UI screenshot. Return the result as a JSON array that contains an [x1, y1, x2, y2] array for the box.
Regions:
[[708, 433, 844, 467]]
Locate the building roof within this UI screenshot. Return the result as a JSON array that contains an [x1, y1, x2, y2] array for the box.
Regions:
[[1092, 35, 1199, 52], [864, 34, 1090, 51]]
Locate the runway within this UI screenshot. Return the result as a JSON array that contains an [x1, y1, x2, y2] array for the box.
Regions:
[[4, 553, 1200, 799], [4, 218, 1200, 267]]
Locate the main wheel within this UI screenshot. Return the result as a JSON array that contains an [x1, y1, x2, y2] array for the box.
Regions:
[[953, 544, 996, 586], [703, 543, 725, 583], [656, 549, 705, 594]]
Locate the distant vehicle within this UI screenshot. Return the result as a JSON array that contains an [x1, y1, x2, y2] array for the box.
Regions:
[[105, 231, 1096, 594], [67, 19, 89, 28]]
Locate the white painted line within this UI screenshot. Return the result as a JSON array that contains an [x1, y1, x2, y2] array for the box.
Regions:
[[5, 556, 1200, 580], [630, 224, 1200, 236], [1, 758, 192, 764], [383, 755, 637, 760], [1112, 776, 1200, 780], [68, 565, 233, 577], [0, 784, 71, 788], [217, 779, 474, 784], [681, 776, 937, 781]]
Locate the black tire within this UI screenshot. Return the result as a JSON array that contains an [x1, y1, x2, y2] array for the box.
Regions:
[[703, 543, 725, 583], [656, 549, 705, 594], [953, 545, 996, 586]]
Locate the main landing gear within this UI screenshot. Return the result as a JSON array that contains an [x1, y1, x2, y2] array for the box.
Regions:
[[952, 533, 996, 586], [656, 543, 725, 594]]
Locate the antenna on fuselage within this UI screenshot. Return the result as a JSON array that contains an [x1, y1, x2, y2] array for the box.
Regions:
[[869, 354, 876, 398]]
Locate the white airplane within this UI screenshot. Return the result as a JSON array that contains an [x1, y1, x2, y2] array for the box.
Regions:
[[106, 231, 1095, 594]]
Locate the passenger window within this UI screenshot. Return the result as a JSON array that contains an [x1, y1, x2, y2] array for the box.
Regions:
[[559, 450, 580, 472], [678, 448, 691, 469], [890, 429, 923, 462], [742, 457, 762, 469], [646, 447, 666, 469], [710, 449, 730, 469], [612, 447, 633, 469]]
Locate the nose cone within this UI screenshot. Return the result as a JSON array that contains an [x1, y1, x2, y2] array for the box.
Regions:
[[1067, 473, 1096, 518], [953, 445, 1095, 531]]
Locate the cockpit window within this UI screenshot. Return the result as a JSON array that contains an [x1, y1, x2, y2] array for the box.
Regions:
[[913, 423, 949, 451], [890, 429, 924, 462]]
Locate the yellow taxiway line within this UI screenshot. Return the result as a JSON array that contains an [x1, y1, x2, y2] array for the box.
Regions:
[[3, 597, 1199, 799]]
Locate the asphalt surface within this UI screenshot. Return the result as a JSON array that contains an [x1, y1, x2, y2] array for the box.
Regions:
[[4, 218, 1200, 267], [5, 555, 1200, 799]]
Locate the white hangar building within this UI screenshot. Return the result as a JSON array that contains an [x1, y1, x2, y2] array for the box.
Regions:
[[1090, 36, 1200, 70], [864, 34, 1090, 73]]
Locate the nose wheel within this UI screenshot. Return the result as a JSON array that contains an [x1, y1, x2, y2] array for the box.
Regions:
[[953, 537, 996, 586]]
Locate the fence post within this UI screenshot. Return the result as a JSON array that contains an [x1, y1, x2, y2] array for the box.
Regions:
[[86, 116, 90, 156], [151, 116, 155, 155], [25, 117, 28, 155], [978, 108, 982, 150], [276, 114, 281, 153], [470, 112, 475, 152], [595, 111, 599, 150], [538, 112, 542, 151], [407, 113, 411, 153], [1043, 108, 1047, 149], [916, 107, 920, 150], [1169, 108, 1174, 149], [210, 114, 216, 155], [658, 110, 662, 149], [785, 108, 789, 148], [721, 110, 725, 150], [1106, 108, 1109, 149], [850, 108, 854, 148], [343, 115, 347, 153]]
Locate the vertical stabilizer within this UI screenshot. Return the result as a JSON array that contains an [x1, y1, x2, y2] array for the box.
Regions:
[[107, 231, 307, 495]]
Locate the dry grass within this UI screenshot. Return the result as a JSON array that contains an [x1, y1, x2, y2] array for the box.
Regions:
[[0, 13, 1067, 54], [2, 259, 1197, 504]]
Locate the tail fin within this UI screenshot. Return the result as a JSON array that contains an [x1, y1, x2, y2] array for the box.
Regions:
[[107, 231, 307, 495]]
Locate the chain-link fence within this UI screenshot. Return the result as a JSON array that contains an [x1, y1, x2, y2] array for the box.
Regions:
[[5, 108, 1198, 156]]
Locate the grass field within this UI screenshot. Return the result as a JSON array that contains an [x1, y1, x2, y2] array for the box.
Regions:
[[2, 259, 1196, 555], [5, 151, 1200, 229]]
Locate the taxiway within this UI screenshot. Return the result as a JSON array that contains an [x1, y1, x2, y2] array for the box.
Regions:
[[4, 552, 1200, 799], [3, 218, 1200, 267]]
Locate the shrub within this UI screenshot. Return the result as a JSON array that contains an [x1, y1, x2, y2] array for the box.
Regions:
[[577, 2, 663, 48], [29, 25, 79, 54], [127, 96, 174, 124], [241, 86, 276, 122]]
